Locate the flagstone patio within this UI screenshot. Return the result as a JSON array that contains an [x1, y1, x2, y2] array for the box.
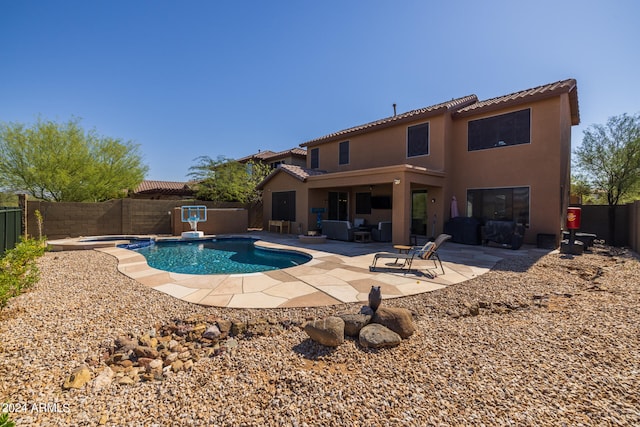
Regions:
[[97, 231, 551, 308]]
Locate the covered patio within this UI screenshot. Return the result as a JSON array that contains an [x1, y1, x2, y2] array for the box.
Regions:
[[304, 164, 447, 244]]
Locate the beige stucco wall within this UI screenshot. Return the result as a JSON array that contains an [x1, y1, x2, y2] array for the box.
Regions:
[[171, 208, 247, 235], [261, 172, 308, 233], [450, 97, 572, 243], [307, 115, 447, 173]]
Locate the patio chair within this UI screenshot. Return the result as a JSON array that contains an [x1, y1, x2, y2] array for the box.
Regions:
[[369, 233, 451, 275]]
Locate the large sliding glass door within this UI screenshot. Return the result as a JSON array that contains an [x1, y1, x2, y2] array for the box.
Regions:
[[467, 187, 530, 227]]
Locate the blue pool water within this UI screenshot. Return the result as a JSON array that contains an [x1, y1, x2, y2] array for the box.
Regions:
[[128, 238, 311, 275]]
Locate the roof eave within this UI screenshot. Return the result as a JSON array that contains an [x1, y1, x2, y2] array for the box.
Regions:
[[454, 79, 580, 124], [300, 96, 478, 148], [256, 166, 312, 190]]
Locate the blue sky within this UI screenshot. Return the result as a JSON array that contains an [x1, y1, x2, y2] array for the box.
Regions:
[[1, 1, 638, 181]]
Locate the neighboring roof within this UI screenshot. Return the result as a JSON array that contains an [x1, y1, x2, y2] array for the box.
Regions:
[[237, 150, 276, 162], [237, 147, 307, 163], [455, 78, 580, 125], [300, 95, 479, 147], [133, 180, 194, 195], [256, 164, 326, 190]]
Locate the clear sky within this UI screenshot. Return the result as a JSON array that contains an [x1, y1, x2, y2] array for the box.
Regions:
[[1, 0, 638, 181]]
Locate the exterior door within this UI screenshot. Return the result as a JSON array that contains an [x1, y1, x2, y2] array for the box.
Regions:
[[411, 190, 428, 236], [272, 191, 296, 221], [328, 191, 348, 221]]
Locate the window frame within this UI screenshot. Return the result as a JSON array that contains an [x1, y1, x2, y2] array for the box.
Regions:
[[310, 147, 319, 169], [407, 122, 430, 158], [467, 108, 532, 152], [338, 140, 350, 165]]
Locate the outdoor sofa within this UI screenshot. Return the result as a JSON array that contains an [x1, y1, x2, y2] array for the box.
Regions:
[[371, 221, 392, 242], [321, 220, 354, 241]]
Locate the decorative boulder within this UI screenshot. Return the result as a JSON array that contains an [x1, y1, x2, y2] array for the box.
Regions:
[[371, 307, 415, 339], [338, 313, 372, 337], [303, 316, 345, 347], [359, 324, 402, 348], [360, 305, 375, 316]]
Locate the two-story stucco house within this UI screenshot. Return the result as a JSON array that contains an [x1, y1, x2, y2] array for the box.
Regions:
[[257, 79, 579, 245]]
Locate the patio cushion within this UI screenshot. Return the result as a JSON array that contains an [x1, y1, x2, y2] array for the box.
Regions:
[[321, 220, 354, 241], [372, 221, 392, 242]]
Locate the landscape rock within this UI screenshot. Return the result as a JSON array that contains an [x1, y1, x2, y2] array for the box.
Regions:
[[117, 376, 135, 385], [338, 313, 371, 337], [359, 305, 375, 316], [133, 345, 159, 359], [231, 319, 247, 336], [114, 336, 137, 351], [216, 319, 232, 336], [63, 365, 92, 390], [371, 307, 415, 339], [171, 360, 184, 372], [359, 324, 402, 348], [202, 325, 221, 340], [91, 366, 114, 392], [303, 316, 345, 347]]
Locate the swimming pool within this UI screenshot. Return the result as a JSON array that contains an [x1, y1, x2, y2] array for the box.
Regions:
[[128, 238, 311, 275]]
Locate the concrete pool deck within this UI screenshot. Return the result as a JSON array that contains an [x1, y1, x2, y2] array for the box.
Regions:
[[85, 231, 552, 309]]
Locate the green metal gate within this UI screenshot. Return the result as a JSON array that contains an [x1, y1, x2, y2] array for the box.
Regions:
[[1, 207, 22, 254]]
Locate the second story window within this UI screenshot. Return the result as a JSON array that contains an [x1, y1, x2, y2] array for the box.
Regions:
[[468, 108, 531, 151], [310, 147, 319, 169], [339, 141, 349, 165], [407, 123, 429, 157]]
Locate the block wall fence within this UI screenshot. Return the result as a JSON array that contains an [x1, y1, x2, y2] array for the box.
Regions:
[[24, 197, 262, 239], [15, 195, 640, 252]]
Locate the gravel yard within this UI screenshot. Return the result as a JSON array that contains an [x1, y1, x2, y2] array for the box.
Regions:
[[1, 245, 639, 426]]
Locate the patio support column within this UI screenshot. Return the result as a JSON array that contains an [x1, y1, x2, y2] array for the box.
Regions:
[[392, 177, 411, 244]]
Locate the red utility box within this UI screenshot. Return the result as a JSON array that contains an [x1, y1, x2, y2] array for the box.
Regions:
[[566, 207, 581, 230]]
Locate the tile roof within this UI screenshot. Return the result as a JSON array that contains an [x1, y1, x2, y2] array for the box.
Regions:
[[237, 147, 306, 163], [455, 78, 579, 124], [300, 95, 479, 147], [134, 180, 193, 194], [268, 147, 307, 161], [256, 164, 326, 189], [237, 150, 276, 162], [300, 79, 580, 147]]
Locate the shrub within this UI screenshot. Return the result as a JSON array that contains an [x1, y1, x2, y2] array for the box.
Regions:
[[0, 411, 16, 427], [0, 238, 47, 309]]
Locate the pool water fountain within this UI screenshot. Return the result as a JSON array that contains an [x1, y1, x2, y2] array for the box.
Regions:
[[180, 205, 207, 239]]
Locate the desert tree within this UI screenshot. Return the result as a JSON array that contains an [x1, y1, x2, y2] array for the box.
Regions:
[[573, 113, 640, 244], [0, 118, 148, 202], [188, 155, 271, 203]]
